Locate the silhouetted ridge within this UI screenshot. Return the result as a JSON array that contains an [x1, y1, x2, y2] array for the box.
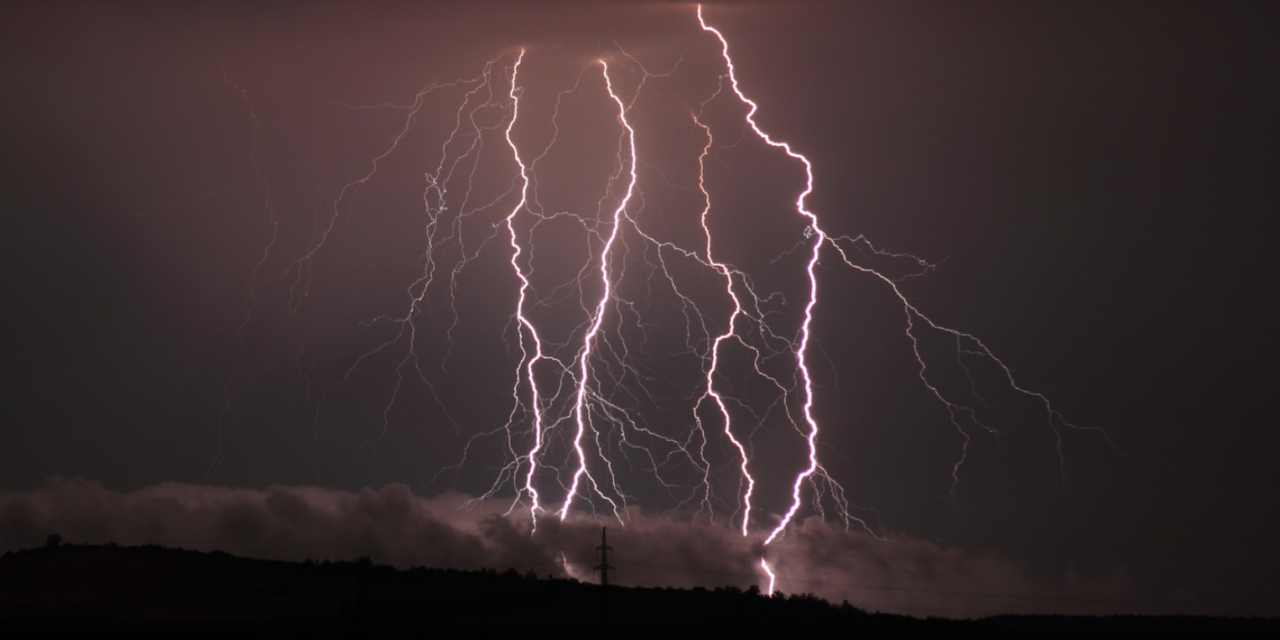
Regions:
[[2, 543, 1274, 639]]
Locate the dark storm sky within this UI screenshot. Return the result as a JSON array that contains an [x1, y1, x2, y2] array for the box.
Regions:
[[2, 0, 1277, 615]]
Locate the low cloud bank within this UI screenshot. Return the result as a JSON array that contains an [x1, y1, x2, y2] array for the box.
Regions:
[[1, 478, 1149, 617]]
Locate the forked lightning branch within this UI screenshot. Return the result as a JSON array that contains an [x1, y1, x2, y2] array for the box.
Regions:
[[222, 5, 1102, 593]]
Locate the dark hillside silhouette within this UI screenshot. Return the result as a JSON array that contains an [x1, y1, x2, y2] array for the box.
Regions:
[[1, 543, 1275, 639]]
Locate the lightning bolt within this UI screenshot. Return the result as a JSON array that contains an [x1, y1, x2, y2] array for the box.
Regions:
[[691, 113, 756, 536], [697, 6, 842, 547], [502, 49, 556, 526], [558, 59, 637, 521], [205, 4, 1108, 598], [695, 5, 1107, 592]]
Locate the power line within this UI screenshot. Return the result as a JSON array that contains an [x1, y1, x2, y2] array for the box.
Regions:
[[14, 537, 1269, 613], [608, 559, 1260, 611]]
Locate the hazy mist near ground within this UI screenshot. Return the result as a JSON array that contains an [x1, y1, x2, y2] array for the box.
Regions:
[[1, 479, 1184, 618]]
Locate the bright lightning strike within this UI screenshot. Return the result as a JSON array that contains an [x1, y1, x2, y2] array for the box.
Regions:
[[697, 7, 831, 547], [212, 4, 1107, 596], [558, 60, 637, 522], [695, 4, 1107, 556]]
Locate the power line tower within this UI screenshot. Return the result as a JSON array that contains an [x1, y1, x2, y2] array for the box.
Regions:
[[594, 526, 614, 587], [595, 526, 615, 626]]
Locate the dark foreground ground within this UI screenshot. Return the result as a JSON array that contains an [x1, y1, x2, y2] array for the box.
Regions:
[[1, 544, 1275, 639]]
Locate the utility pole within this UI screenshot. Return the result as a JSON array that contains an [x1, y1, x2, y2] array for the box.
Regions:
[[595, 526, 614, 625], [595, 526, 614, 587]]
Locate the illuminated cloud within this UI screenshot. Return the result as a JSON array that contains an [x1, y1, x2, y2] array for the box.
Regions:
[[0, 478, 1152, 617]]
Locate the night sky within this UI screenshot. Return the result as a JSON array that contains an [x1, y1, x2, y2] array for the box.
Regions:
[[2, 0, 1277, 618]]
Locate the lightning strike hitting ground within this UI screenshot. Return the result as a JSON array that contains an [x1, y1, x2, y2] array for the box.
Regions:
[[502, 50, 551, 523], [695, 5, 1107, 560], [557, 60, 637, 522], [212, 4, 1105, 594]]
